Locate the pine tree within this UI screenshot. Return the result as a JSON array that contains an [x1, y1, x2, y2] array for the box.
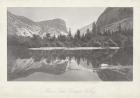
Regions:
[[118, 23, 122, 33], [46, 33, 50, 40], [87, 28, 90, 34], [92, 22, 96, 34], [68, 28, 72, 40], [74, 29, 80, 41]]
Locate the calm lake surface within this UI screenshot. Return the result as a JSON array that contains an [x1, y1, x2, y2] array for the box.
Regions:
[[7, 46, 133, 81]]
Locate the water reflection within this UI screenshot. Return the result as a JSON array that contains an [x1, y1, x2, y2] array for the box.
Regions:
[[7, 46, 133, 81]]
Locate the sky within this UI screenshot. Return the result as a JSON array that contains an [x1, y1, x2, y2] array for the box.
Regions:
[[8, 7, 106, 33]]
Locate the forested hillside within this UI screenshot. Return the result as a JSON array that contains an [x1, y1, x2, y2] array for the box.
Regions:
[[7, 7, 133, 48]]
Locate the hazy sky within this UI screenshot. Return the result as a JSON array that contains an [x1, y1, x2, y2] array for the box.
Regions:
[[8, 7, 106, 33]]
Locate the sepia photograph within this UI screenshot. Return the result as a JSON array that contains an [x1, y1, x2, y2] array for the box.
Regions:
[[7, 7, 133, 81]]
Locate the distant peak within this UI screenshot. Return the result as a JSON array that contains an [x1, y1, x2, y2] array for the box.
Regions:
[[39, 18, 65, 23]]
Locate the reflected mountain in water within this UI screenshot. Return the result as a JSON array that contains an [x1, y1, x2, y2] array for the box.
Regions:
[[7, 46, 133, 81]]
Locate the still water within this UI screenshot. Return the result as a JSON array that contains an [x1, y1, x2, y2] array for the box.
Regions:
[[7, 46, 133, 81]]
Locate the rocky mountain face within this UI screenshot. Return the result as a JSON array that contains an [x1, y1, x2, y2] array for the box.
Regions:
[[96, 7, 133, 33], [79, 23, 92, 36], [7, 12, 40, 37], [79, 7, 133, 35], [78, 7, 133, 47], [38, 19, 68, 38], [7, 11, 68, 38]]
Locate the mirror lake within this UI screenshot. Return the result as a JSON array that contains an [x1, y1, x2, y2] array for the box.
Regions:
[[7, 46, 133, 81]]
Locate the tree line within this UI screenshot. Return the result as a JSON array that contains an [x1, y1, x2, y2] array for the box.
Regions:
[[8, 22, 133, 48]]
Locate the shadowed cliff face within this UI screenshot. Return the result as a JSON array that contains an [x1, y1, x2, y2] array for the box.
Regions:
[[96, 7, 133, 32], [38, 18, 68, 37], [7, 11, 68, 38], [79, 7, 133, 36]]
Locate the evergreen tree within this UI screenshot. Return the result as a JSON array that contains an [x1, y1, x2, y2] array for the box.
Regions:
[[68, 28, 72, 40], [46, 33, 50, 40], [87, 28, 90, 34], [118, 23, 122, 33], [92, 22, 96, 34], [74, 29, 80, 41]]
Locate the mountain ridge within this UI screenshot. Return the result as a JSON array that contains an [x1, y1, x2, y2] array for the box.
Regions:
[[96, 7, 133, 33], [79, 7, 133, 35], [7, 11, 68, 38]]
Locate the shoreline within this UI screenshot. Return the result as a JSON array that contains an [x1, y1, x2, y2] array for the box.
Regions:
[[29, 47, 120, 50]]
